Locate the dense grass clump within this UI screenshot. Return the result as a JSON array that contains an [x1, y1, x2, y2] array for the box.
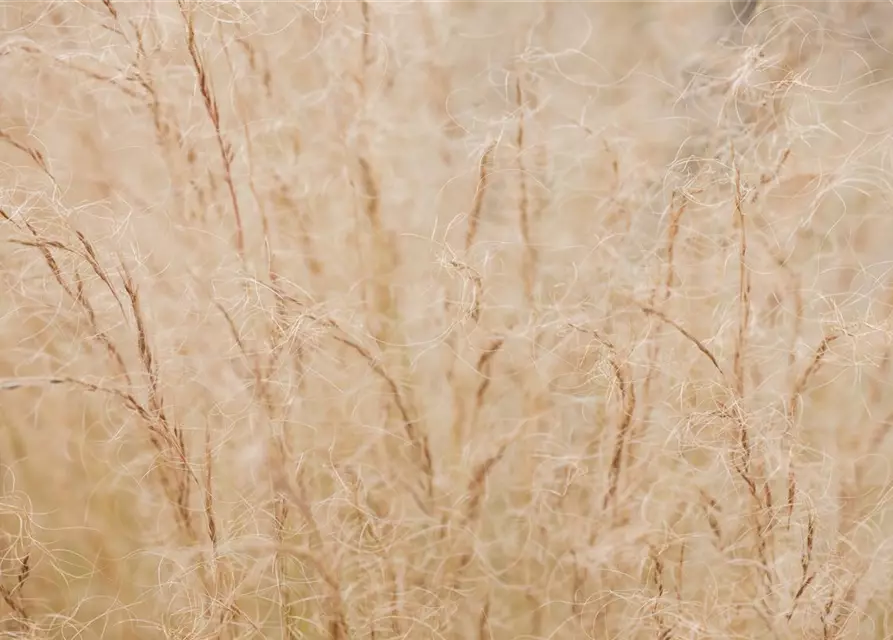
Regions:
[[2, 1, 893, 638]]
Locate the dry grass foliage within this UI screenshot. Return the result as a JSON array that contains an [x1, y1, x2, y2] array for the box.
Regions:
[[3, 0, 893, 637]]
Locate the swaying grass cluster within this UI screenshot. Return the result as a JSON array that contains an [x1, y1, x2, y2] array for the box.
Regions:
[[2, 1, 893, 637]]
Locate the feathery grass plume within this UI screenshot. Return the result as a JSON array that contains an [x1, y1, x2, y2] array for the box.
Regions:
[[465, 142, 496, 252], [178, 0, 245, 260], [514, 74, 537, 308]]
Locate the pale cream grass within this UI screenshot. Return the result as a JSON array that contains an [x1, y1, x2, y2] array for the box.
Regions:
[[1, 1, 893, 638]]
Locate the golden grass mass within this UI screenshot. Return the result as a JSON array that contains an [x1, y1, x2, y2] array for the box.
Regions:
[[2, 1, 893, 638]]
